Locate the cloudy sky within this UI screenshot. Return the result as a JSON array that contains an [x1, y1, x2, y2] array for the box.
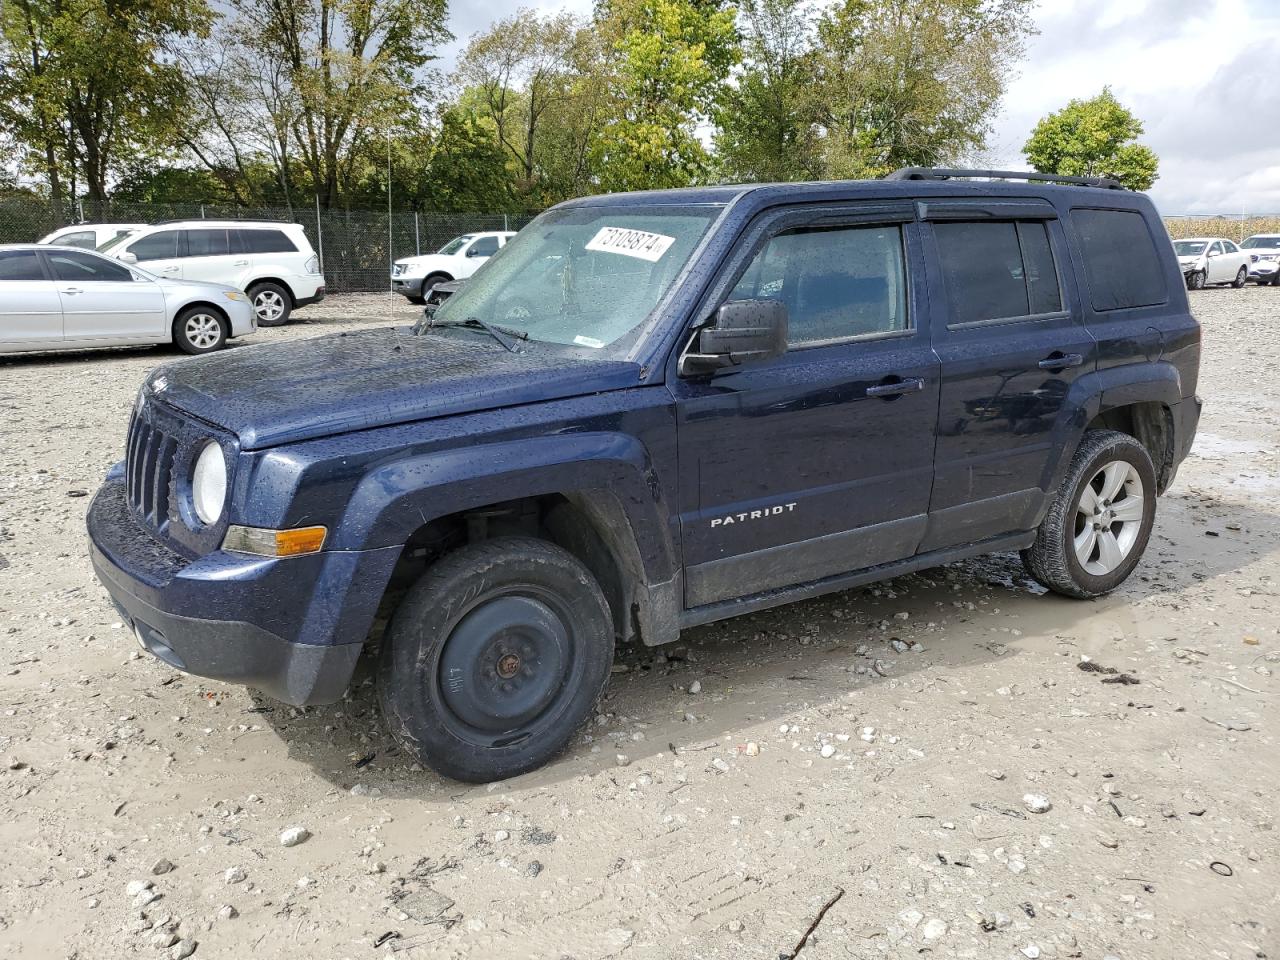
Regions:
[[438, 0, 1280, 216]]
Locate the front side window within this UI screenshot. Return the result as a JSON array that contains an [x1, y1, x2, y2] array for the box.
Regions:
[[1222, 240, 1239, 253], [467, 236, 500, 258], [429, 205, 721, 351], [1071, 209, 1167, 311], [0, 250, 46, 281], [732, 223, 909, 346], [48, 250, 134, 282], [186, 229, 231, 258], [1208, 242, 1223, 256], [934, 220, 1063, 325], [128, 230, 180, 262]]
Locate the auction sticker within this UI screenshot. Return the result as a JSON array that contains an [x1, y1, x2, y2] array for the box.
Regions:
[[585, 227, 675, 262]]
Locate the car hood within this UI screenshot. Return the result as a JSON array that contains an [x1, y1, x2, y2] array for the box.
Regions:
[[144, 327, 641, 449], [394, 254, 451, 272]]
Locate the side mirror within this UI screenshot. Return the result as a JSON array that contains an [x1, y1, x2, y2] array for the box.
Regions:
[[119, 252, 138, 265], [680, 299, 788, 376], [467, 247, 487, 258]]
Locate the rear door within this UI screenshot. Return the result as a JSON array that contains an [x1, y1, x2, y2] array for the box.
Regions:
[[46, 249, 167, 342], [181, 228, 251, 288], [920, 199, 1096, 551], [0, 249, 63, 347], [672, 202, 940, 608]]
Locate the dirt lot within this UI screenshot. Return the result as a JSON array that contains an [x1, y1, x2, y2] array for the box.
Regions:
[[1, 289, 1277, 960]]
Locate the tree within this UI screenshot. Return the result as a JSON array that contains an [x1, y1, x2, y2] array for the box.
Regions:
[[0, 0, 209, 214], [420, 109, 514, 212], [807, 0, 1035, 179], [1023, 88, 1159, 191], [456, 10, 594, 205], [591, 0, 740, 192], [714, 0, 821, 183], [231, 0, 451, 207]]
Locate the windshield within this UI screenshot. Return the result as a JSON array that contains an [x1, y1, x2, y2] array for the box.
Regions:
[[429, 204, 721, 351], [1241, 236, 1280, 249], [438, 235, 474, 255], [1173, 240, 1207, 256]]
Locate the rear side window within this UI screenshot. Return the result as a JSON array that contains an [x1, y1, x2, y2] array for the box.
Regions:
[[185, 229, 232, 257], [1071, 209, 1167, 311], [934, 220, 1063, 325], [0, 250, 45, 280], [239, 229, 297, 254], [129, 230, 180, 262], [732, 223, 909, 346]]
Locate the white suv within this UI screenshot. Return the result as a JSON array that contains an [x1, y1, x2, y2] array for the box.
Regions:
[[391, 231, 515, 303], [101, 221, 325, 326]]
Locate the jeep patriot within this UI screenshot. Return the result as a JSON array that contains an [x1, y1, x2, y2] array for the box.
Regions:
[[87, 169, 1202, 782]]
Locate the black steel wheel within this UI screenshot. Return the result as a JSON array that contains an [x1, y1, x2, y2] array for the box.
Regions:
[[378, 537, 614, 782]]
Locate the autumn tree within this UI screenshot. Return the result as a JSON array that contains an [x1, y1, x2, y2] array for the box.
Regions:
[[807, 0, 1035, 179], [1023, 88, 1159, 191], [591, 0, 740, 192]]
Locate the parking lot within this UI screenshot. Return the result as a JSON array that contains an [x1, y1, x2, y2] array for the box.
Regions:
[[1, 288, 1276, 959]]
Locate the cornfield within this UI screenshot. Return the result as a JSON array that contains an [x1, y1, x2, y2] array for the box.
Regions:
[[1164, 216, 1280, 242]]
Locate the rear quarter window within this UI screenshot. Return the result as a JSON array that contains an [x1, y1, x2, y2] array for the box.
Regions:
[[1071, 209, 1167, 311], [240, 229, 298, 254]]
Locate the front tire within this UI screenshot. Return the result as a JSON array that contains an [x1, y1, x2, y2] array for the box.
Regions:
[[1187, 270, 1206, 290], [1232, 266, 1248, 288], [378, 537, 614, 783], [173, 307, 227, 355], [1022, 430, 1157, 599], [248, 282, 292, 327]]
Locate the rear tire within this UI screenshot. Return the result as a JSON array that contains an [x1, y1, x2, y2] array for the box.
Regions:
[[378, 537, 614, 783], [248, 282, 292, 327], [172, 306, 227, 355], [1232, 266, 1248, 288], [1022, 429, 1157, 599]]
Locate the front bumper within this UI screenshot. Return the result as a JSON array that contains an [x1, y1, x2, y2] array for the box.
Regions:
[[1248, 261, 1277, 282], [87, 473, 399, 705], [392, 276, 424, 297]]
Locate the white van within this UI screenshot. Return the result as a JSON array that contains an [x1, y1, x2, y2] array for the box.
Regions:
[[101, 221, 325, 326]]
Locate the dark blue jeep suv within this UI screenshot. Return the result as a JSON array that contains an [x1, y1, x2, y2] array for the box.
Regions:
[[87, 170, 1201, 782]]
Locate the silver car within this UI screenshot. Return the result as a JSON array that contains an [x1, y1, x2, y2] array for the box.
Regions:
[[0, 244, 255, 356]]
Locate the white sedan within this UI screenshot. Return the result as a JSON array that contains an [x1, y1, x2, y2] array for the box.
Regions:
[[391, 231, 515, 303], [1173, 237, 1250, 289], [38, 222, 147, 250], [0, 244, 255, 356]]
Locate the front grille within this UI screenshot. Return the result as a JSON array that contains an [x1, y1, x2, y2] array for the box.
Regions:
[[125, 412, 178, 527]]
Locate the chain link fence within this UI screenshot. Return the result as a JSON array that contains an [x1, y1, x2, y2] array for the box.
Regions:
[[0, 196, 537, 293]]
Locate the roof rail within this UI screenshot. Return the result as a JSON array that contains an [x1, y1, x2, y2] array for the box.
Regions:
[[886, 167, 1127, 191], [146, 218, 293, 226]]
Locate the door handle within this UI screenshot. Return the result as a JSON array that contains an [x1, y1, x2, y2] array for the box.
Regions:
[[866, 377, 925, 399], [233, 259, 249, 266], [60, 286, 82, 295], [1038, 352, 1084, 371]]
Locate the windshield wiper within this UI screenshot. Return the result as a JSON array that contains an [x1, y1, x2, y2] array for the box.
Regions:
[[424, 315, 529, 352]]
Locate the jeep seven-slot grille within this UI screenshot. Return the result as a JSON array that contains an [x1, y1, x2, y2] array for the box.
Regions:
[[125, 413, 178, 527]]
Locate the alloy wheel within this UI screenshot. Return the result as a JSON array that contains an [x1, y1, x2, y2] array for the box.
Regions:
[[1074, 460, 1145, 576], [254, 290, 285, 322], [183, 313, 222, 350]]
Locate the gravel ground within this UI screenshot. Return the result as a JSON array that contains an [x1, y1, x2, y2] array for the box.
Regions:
[[1, 289, 1277, 960]]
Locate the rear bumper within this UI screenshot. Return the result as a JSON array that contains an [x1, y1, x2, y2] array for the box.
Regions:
[[294, 285, 325, 308], [1164, 394, 1202, 491], [87, 473, 399, 706]]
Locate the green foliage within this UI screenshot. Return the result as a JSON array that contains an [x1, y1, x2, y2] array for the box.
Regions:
[[1023, 88, 1160, 191], [591, 0, 740, 192], [419, 110, 514, 213]]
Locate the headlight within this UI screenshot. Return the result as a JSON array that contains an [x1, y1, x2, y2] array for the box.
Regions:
[[223, 290, 245, 302], [192, 442, 227, 526]]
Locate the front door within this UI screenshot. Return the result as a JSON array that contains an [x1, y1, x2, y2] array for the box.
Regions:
[[921, 202, 1097, 551], [123, 228, 184, 280], [45, 249, 167, 342], [0, 249, 62, 347], [671, 204, 940, 608]]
